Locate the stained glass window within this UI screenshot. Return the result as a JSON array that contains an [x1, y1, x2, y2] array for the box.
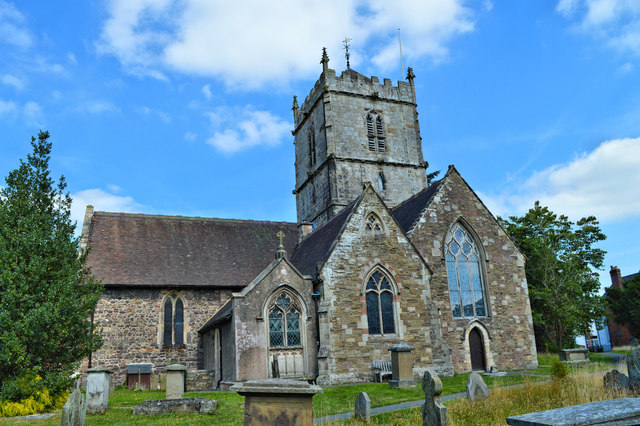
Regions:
[[268, 292, 303, 348], [365, 269, 396, 335], [445, 223, 487, 318]]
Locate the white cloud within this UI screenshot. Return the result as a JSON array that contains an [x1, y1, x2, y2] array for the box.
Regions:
[[71, 188, 144, 233], [98, 0, 476, 88], [0, 1, 33, 48], [136, 105, 170, 122], [1, 74, 24, 90], [202, 84, 211, 100], [0, 99, 17, 115], [617, 62, 634, 74], [75, 100, 120, 114], [481, 138, 640, 222], [206, 107, 291, 154], [184, 131, 196, 142], [23, 101, 42, 126], [557, 0, 640, 56]]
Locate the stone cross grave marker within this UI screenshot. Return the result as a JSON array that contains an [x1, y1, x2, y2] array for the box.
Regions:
[[421, 370, 449, 426], [355, 391, 371, 421], [466, 372, 489, 399]]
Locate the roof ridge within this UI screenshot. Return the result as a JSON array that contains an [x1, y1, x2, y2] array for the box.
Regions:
[[93, 211, 297, 226]]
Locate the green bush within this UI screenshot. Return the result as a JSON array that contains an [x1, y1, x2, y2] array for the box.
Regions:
[[550, 359, 568, 380], [0, 387, 67, 417]]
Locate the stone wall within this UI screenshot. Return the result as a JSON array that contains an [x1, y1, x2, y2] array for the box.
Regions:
[[407, 168, 538, 372], [293, 67, 427, 226], [91, 287, 231, 385], [186, 370, 213, 391], [317, 186, 450, 385]]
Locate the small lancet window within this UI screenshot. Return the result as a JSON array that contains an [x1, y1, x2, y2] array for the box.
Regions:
[[308, 127, 316, 166], [365, 270, 396, 335], [268, 292, 301, 347], [378, 172, 386, 191], [366, 113, 385, 152], [163, 294, 185, 347], [364, 213, 384, 235], [445, 223, 487, 318]]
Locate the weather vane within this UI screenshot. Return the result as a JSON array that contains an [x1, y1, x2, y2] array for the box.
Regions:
[[343, 37, 352, 70]]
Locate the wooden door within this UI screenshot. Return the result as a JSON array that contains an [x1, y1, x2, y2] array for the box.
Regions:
[[469, 328, 486, 371]]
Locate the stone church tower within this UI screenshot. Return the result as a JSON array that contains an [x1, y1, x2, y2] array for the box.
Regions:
[[292, 49, 429, 226]]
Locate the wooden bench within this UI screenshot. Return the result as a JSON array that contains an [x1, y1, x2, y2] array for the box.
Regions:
[[372, 360, 392, 383]]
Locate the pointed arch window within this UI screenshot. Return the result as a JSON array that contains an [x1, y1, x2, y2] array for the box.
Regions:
[[308, 126, 316, 166], [364, 213, 384, 235], [268, 292, 302, 347], [378, 172, 386, 191], [163, 294, 184, 347], [366, 113, 385, 152], [365, 270, 396, 335], [445, 223, 487, 318]]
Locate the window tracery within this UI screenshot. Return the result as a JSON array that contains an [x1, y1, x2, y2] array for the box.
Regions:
[[268, 292, 301, 347], [163, 293, 184, 346], [365, 269, 396, 335], [366, 113, 385, 152], [364, 213, 384, 235]]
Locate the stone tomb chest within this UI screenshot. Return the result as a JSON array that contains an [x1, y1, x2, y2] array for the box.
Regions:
[[127, 363, 153, 390]]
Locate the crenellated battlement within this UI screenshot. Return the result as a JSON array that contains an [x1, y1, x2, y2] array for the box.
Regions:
[[294, 67, 416, 130]]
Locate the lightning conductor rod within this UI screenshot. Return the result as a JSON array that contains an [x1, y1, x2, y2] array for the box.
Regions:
[[398, 28, 404, 80]]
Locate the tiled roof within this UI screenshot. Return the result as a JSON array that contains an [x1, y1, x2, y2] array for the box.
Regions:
[[199, 299, 233, 332], [391, 179, 443, 233], [290, 199, 359, 277], [86, 212, 298, 288], [623, 271, 640, 284]]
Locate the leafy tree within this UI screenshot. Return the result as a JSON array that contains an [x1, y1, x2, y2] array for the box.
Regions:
[[605, 274, 640, 339], [0, 131, 102, 400], [498, 202, 606, 351]]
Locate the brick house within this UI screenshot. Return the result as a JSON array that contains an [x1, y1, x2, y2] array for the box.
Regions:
[[607, 266, 639, 347], [83, 52, 538, 387]]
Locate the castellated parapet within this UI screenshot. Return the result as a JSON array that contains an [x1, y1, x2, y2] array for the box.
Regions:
[[293, 66, 428, 226]]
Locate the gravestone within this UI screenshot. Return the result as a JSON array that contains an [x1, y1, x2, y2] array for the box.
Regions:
[[559, 348, 588, 362], [627, 347, 640, 393], [355, 392, 371, 421], [61, 388, 86, 426], [631, 337, 639, 347], [85, 367, 111, 414], [421, 370, 449, 426], [466, 372, 489, 399], [133, 398, 217, 415], [166, 364, 187, 399], [506, 398, 640, 425], [389, 344, 415, 388], [603, 369, 629, 392]]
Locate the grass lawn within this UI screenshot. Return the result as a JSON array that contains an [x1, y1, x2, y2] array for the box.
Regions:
[[0, 352, 618, 425]]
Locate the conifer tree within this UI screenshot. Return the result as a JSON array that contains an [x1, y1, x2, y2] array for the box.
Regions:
[[0, 131, 102, 400]]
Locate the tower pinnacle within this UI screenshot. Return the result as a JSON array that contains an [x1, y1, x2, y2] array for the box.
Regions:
[[321, 47, 329, 73]]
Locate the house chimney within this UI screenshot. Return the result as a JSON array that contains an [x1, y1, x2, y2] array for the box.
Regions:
[[298, 221, 313, 243], [610, 266, 623, 289], [79, 205, 94, 253]]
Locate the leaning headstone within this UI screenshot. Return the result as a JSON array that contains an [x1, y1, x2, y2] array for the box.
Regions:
[[631, 337, 639, 347], [603, 369, 630, 392], [421, 370, 449, 426], [627, 347, 640, 393], [85, 367, 111, 414], [354, 392, 371, 421], [466, 372, 489, 399], [61, 388, 86, 426]]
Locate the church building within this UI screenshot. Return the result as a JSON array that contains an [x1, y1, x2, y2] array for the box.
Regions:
[[82, 50, 538, 388]]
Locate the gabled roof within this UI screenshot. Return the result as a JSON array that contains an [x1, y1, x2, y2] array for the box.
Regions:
[[623, 271, 640, 284], [290, 198, 359, 277], [392, 178, 444, 233], [85, 212, 298, 288], [198, 299, 233, 333]]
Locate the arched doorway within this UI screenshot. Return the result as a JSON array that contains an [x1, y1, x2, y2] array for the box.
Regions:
[[469, 327, 486, 371]]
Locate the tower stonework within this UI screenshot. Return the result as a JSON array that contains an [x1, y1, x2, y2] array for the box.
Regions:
[[292, 58, 428, 226]]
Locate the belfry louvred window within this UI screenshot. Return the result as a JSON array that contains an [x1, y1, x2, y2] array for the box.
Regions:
[[365, 270, 396, 335], [445, 223, 487, 318], [367, 113, 385, 152], [268, 292, 301, 347], [163, 294, 184, 346]]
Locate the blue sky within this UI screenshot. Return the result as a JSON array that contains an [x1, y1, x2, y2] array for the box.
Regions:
[[1, 0, 639, 290]]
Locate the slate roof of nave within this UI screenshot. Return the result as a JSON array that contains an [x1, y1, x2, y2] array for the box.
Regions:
[[289, 198, 359, 277], [85, 212, 298, 288], [391, 177, 444, 234], [622, 271, 640, 284]]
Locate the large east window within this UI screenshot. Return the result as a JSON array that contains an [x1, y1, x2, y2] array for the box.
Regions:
[[268, 292, 301, 347], [445, 223, 487, 318]]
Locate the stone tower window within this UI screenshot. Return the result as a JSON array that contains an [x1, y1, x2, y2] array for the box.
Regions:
[[378, 172, 386, 191], [268, 292, 301, 347], [163, 293, 184, 347], [308, 126, 316, 166], [367, 113, 385, 152], [365, 269, 396, 335], [364, 213, 384, 235], [445, 223, 487, 318]]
